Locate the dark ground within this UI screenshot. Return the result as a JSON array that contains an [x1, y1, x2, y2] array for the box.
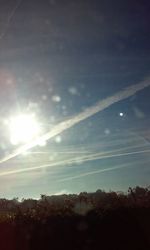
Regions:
[[0, 187, 150, 250]]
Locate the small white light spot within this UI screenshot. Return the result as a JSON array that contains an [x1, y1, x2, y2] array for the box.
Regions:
[[68, 86, 78, 95], [42, 95, 47, 101], [55, 135, 62, 143], [52, 95, 61, 102], [119, 112, 124, 117], [104, 128, 110, 135]]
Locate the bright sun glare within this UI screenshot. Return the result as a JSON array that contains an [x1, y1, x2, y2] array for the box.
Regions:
[[9, 114, 40, 145]]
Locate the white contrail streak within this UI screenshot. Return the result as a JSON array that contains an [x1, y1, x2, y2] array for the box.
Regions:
[[59, 152, 150, 182], [0, 148, 150, 177], [58, 165, 130, 182], [0, 78, 150, 164], [0, 0, 23, 40]]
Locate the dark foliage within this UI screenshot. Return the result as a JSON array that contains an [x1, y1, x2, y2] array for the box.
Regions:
[[0, 186, 150, 249]]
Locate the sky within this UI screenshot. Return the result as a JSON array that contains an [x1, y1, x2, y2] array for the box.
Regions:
[[0, 0, 150, 198]]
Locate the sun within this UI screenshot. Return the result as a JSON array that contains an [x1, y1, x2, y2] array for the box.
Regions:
[[9, 113, 41, 145]]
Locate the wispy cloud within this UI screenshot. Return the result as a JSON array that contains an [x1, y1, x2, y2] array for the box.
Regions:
[[54, 190, 72, 195]]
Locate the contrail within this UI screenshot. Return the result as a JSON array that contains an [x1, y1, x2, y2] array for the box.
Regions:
[[58, 159, 147, 182], [0, 148, 150, 177], [0, 0, 23, 41], [58, 165, 131, 182], [0, 78, 150, 164], [59, 152, 150, 182]]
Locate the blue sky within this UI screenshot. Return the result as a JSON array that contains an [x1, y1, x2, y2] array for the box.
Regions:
[[0, 0, 150, 198]]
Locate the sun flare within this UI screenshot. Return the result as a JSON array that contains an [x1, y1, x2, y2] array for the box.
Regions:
[[9, 114, 40, 145]]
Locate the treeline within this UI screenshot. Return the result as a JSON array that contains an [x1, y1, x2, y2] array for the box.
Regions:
[[0, 186, 150, 220], [0, 186, 150, 249]]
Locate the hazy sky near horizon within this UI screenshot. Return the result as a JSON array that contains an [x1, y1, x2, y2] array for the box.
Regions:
[[0, 0, 150, 198]]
